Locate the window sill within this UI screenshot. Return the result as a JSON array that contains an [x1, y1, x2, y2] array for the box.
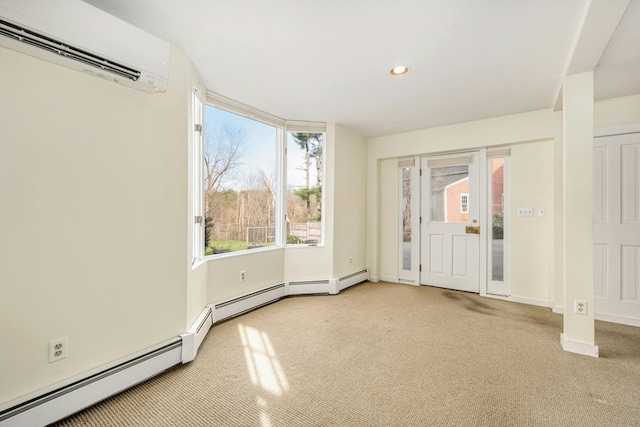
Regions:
[[191, 258, 207, 271], [285, 244, 326, 249], [203, 245, 283, 261]]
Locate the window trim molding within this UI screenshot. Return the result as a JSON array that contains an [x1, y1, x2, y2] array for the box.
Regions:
[[285, 130, 327, 247], [191, 86, 205, 266], [206, 91, 285, 129]]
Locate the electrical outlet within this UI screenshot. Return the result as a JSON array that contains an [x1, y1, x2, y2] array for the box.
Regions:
[[538, 208, 545, 217], [240, 270, 246, 282], [349, 257, 353, 265], [49, 337, 67, 363], [574, 300, 587, 315]]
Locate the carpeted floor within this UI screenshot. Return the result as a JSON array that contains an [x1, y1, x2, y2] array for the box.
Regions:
[[53, 282, 640, 427]]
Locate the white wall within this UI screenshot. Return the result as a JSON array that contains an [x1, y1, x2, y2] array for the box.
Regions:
[[187, 262, 208, 326], [509, 140, 555, 303], [332, 125, 367, 278], [379, 159, 399, 281], [595, 94, 640, 128], [562, 72, 596, 346], [0, 46, 191, 405], [207, 248, 285, 302]]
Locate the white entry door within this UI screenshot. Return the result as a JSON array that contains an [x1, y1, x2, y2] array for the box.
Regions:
[[594, 132, 640, 325], [421, 152, 480, 292]]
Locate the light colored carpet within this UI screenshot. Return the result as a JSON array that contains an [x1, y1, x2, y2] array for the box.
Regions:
[[54, 282, 640, 427]]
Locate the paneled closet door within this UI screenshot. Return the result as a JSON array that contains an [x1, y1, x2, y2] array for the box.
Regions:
[[594, 132, 640, 325]]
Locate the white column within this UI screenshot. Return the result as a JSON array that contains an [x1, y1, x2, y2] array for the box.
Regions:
[[561, 71, 598, 357]]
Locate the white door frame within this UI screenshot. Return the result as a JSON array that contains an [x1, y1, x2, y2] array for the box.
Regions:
[[398, 157, 421, 285], [485, 153, 510, 297]]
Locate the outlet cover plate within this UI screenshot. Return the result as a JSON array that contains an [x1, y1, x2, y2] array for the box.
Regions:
[[49, 337, 67, 363], [574, 300, 587, 315]]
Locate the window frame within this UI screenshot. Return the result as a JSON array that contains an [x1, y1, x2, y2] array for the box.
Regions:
[[191, 92, 327, 259], [191, 87, 205, 266], [201, 104, 284, 258], [285, 129, 327, 247]]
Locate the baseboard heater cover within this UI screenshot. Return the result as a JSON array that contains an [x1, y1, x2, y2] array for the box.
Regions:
[[214, 283, 286, 322], [181, 306, 214, 363], [0, 340, 182, 427], [287, 279, 330, 295], [330, 269, 369, 294]]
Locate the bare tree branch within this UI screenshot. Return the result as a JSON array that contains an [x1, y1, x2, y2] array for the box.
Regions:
[[204, 126, 243, 193]]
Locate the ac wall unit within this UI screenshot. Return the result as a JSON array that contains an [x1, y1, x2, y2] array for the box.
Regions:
[[0, 0, 169, 93]]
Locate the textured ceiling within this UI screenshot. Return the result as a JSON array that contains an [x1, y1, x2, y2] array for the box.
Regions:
[[85, 0, 639, 137]]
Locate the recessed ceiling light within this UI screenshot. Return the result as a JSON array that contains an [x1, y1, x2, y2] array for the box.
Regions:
[[390, 65, 410, 76]]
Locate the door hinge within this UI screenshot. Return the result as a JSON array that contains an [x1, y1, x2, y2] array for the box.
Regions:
[[420, 169, 422, 176], [419, 264, 422, 272], [420, 216, 422, 225], [194, 123, 203, 133], [194, 215, 203, 224]]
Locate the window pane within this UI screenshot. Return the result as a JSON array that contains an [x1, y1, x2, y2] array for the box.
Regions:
[[402, 167, 411, 270], [491, 158, 505, 281], [204, 106, 277, 254], [430, 165, 469, 223], [286, 132, 324, 245]]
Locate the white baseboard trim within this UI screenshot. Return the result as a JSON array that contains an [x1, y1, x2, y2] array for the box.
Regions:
[[560, 333, 599, 358], [181, 306, 214, 363], [0, 340, 182, 427], [214, 283, 286, 322], [380, 276, 398, 283], [595, 312, 640, 327], [287, 280, 330, 295], [330, 269, 369, 294], [508, 295, 553, 308], [483, 293, 553, 309], [552, 306, 639, 326]]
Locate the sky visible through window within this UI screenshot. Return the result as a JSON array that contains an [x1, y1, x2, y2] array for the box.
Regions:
[[204, 106, 315, 191]]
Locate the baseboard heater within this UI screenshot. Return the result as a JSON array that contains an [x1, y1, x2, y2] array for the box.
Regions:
[[333, 269, 369, 294], [288, 269, 368, 295], [214, 283, 286, 323], [0, 340, 182, 427], [181, 306, 214, 363], [287, 279, 331, 295]]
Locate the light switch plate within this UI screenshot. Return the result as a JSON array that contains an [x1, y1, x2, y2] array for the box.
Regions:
[[517, 208, 533, 217]]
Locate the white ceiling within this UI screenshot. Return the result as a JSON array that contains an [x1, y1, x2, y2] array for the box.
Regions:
[[86, 0, 639, 138]]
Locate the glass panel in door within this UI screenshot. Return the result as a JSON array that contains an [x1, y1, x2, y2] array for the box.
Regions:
[[430, 165, 470, 223]]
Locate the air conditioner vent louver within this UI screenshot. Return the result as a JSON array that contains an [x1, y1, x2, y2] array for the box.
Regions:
[[0, 0, 169, 93], [0, 19, 140, 82]]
